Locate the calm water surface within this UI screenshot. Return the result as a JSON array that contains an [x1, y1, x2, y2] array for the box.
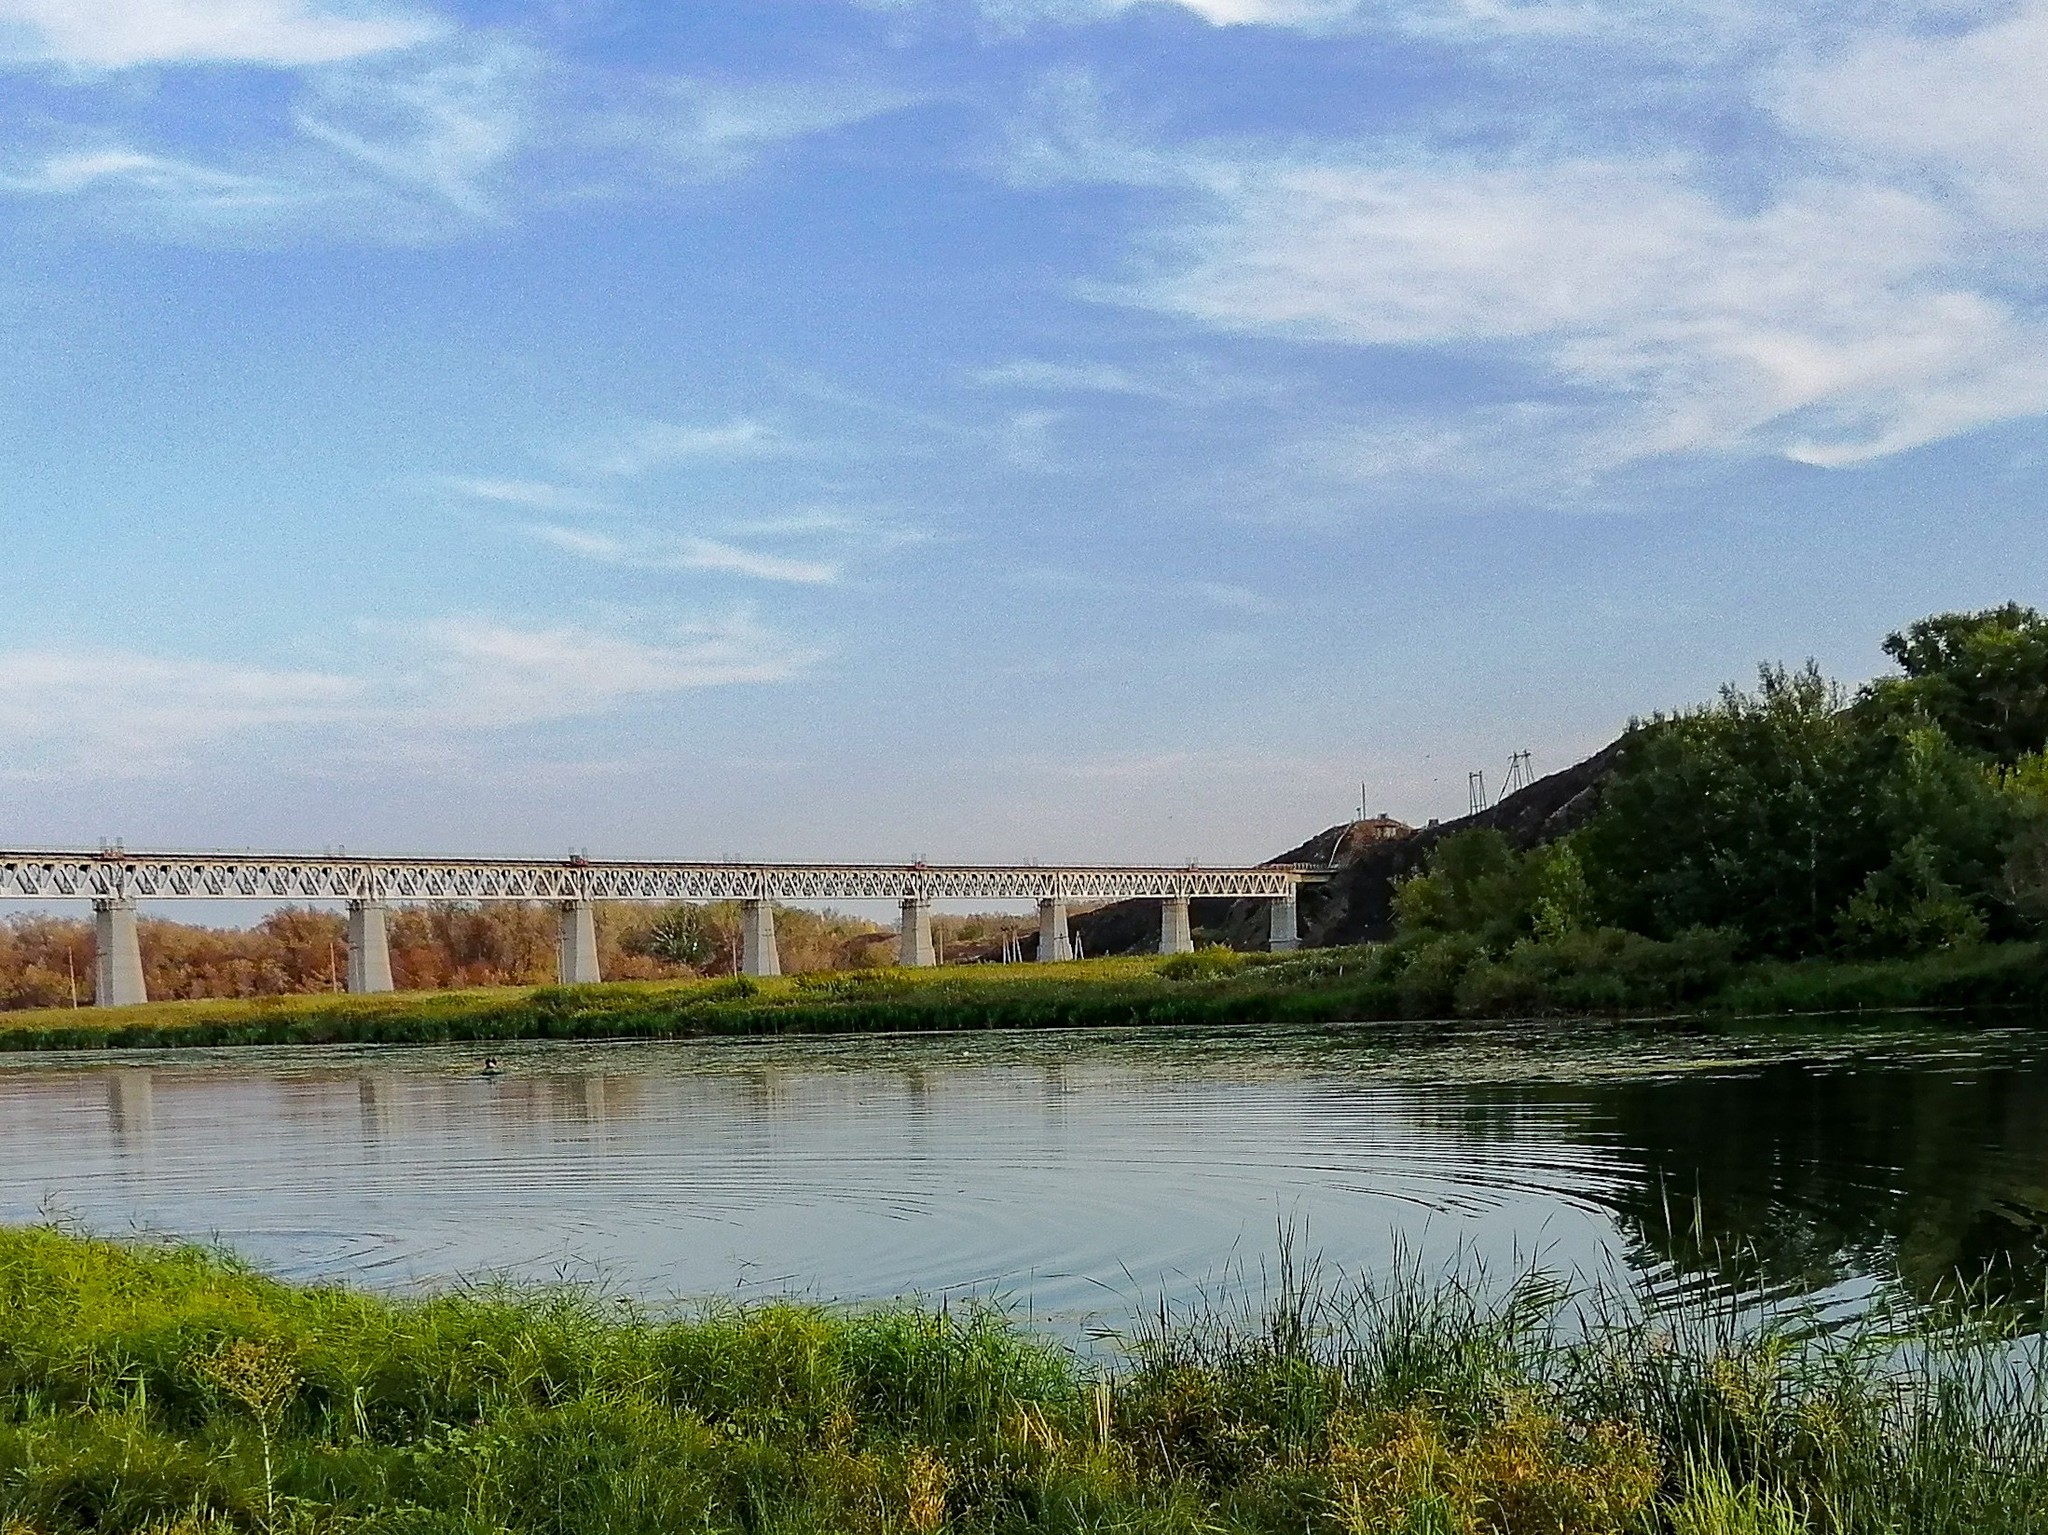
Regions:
[[4, 1021, 2046, 1330]]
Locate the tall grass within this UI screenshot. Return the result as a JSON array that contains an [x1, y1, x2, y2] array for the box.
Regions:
[[5, 1226, 2048, 1533], [4, 939, 2047, 1052]]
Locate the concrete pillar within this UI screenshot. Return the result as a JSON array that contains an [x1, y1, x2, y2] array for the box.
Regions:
[[740, 899, 781, 977], [899, 898, 936, 967], [557, 900, 601, 985], [92, 898, 147, 1008], [1269, 896, 1300, 952], [1036, 898, 1071, 963], [1159, 896, 1194, 955], [346, 901, 394, 993]]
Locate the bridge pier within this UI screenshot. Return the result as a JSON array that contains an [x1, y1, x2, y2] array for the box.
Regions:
[[1268, 896, 1299, 952], [557, 900, 601, 985], [899, 899, 936, 967], [346, 901, 394, 993], [740, 899, 781, 977], [1036, 898, 1071, 963], [1159, 896, 1194, 955], [92, 898, 147, 1007]]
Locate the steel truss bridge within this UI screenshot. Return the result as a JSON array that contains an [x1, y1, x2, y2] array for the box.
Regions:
[[0, 850, 1316, 904]]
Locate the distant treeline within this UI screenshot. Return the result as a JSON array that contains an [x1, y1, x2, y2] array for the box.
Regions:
[[0, 903, 1036, 1012]]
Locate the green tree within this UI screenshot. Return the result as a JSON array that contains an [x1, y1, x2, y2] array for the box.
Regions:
[[1393, 829, 1541, 949], [1862, 603, 2048, 767], [633, 903, 722, 969], [1579, 663, 2012, 956]]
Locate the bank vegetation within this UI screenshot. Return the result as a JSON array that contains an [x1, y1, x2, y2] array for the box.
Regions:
[[4, 1226, 2047, 1535]]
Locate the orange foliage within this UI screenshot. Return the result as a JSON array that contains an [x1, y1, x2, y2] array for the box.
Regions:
[[0, 901, 899, 1008]]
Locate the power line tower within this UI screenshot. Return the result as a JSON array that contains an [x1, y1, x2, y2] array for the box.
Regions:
[[1499, 750, 1534, 799], [1468, 770, 1488, 817]]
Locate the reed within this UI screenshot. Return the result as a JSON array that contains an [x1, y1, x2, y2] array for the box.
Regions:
[[4, 1226, 2048, 1533]]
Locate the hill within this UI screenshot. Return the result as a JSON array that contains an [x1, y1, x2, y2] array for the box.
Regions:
[[1067, 742, 1620, 956]]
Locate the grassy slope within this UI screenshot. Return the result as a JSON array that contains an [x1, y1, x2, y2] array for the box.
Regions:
[[4, 1226, 2047, 1534], [6, 942, 2048, 1052]]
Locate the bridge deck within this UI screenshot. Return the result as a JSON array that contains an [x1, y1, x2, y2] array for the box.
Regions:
[[0, 851, 1321, 903]]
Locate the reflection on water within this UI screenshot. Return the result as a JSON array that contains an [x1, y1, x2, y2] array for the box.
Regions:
[[3, 1021, 2046, 1329]]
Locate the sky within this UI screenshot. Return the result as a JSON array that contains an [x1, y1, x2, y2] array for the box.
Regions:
[[1, 0, 2044, 875]]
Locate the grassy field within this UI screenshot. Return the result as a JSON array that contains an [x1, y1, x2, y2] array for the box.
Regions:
[[5, 939, 2048, 1052], [4, 1225, 2047, 1534]]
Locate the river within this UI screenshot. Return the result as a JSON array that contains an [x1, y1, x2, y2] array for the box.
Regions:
[[4, 1019, 2045, 1333]]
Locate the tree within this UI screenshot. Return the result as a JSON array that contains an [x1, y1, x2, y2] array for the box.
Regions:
[[1393, 829, 1543, 949], [1579, 663, 2013, 956], [1863, 604, 2048, 767], [634, 904, 722, 970]]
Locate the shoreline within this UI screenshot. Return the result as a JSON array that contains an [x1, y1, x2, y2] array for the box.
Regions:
[[3, 939, 2046, 1053]]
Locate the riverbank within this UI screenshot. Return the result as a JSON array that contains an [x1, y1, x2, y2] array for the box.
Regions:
[[4, 938, 2047, 1051], [4, 1225, 2045, 1534]]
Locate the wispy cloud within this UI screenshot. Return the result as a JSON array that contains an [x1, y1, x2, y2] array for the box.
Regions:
[[0, 0, 441, 70], [0, 612, 822, 776], [973, 354, 1280, 408], [522, 523, 840, 584], [0, 145, 305, 228], [562, 417, 789, 478], [1, 32, 911, 246], [1773, 2, 2048, 232], [0, 649, 365, 774], [291, 36, 535, 220], [410, 613, 822, 726], [1142, 156, 2048, 468], [587, 74, 917, 183], [430, 476, 616, 515], [998, 41, 2048, 480]]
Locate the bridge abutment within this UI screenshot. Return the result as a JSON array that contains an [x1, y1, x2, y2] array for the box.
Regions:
[[346, 901, 394, 993], [1268, 897, 1300, 952], [92, 898, 147, 1008], [1159, 896, 1194, 955], [899, 899, 935, 967], [557, 900, 601, 985], [1037, 898, 1071, 962], [741, 899, 781, 977]]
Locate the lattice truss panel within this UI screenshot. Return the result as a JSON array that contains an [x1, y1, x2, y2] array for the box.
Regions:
[[0, 853, 1311, 903]]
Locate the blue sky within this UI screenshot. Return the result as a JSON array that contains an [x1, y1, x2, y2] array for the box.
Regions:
[[1, 0, 2044, 869]]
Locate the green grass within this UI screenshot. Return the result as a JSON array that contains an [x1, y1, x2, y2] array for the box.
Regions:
[[5, 1226, 2048, 1533], [0, 953, 1379, 1052], [7, 939, 2048, 1053]]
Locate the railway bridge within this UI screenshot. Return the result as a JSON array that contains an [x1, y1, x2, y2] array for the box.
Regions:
[[0, 849, 1322, 1007]]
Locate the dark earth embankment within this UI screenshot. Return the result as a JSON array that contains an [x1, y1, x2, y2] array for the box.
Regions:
[[1067, 743, 1620, 957]]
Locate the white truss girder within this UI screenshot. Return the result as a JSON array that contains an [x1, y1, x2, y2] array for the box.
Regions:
[[0, 851, 1313, 904]]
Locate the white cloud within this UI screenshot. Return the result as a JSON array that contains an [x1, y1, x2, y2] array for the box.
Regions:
[[564, 418, 788, 478], [292, 37, 533, 219], [523, 523, 840, 584], [0, 40, 887, 244], [0, 146, 301, 223], [977, 358, 1155, 395], [1103, 152, 2048, 470], [0, 0, 439, 69], [413, 614, 821, 727], [0, 650, 365, 773], [589, 75, 915, 183], [0, 614, 821, 776], [431, 476, 615, 514], [1775, 2, 2048, 230]]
